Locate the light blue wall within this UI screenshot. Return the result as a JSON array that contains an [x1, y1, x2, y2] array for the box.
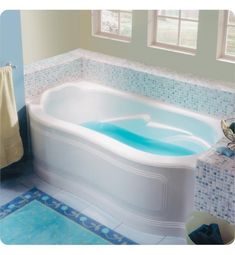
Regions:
[[0, 10, 24, 110], [0, 10, 29, 171]]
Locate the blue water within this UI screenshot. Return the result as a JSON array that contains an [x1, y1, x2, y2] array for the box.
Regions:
[[82, 122, 195, 156], [0, 200, 110, 244]]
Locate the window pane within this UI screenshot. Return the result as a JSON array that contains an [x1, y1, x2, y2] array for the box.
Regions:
[[120, 12, 132, 37], [180, 21, 198, 48], [226, 26, 235, 56], [156, 17, 178, 45], [181, 10, 199, 20], [158, 10, 179, 17], [101, 10, 118, 34], [228, 11, 235, 25]]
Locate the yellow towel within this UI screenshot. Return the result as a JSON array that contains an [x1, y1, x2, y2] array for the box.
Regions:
[[0, 66, 24, 169]]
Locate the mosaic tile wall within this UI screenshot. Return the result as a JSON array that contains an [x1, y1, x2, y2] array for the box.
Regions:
[[82, 58, 235, 119], [194, 138, 235, 224], [24, 49, 235, 119], [24, 58, 82, 99]]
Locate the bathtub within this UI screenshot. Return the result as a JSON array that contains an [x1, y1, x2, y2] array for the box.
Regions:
[[28, 81, 222, 236]]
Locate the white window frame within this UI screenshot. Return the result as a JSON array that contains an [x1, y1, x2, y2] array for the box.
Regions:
[[148, 10, 199, 55], [92, 10, 132, 42], [217, 10, 235, 62]]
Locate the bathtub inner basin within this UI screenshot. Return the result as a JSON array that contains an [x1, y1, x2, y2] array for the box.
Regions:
[[82, 115, 210, 156], [40, 82, 221, 159]]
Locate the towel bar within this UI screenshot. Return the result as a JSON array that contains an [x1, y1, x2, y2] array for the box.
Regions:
[[0, 63, 17, 69], [6, 62, 17, 69]]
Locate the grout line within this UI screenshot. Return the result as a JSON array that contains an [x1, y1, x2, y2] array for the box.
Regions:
[[17, 173, 63, 197], [16, 174, 37, 188], [112, 222, 123, 230], [79, 205, 123, 231], [80, 204, 92, 214], [156, 235, 166, 244], [17, 179, 33, 189], [55, 189, 91, 211], [77, 202, 90, 212]]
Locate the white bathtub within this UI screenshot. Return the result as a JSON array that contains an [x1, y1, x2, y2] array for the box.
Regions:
[[28, 81, 222, 236]]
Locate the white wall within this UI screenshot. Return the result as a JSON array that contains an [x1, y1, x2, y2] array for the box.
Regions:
[[20, 10, 235, 85], [21, 10, 80, 65], [78, 10, 235, 85]]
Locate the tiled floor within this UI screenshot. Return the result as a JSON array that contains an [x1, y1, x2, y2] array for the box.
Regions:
[[0, 171, 187, 245]]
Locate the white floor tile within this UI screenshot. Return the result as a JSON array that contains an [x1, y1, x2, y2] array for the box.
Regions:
[[0, 179, 28, 206], [114, 224, 165, 244], [17, 173, 61, 196], [158, 236, 187, 245], [53, 190, 90, 212], [81, 205, 122, 230]]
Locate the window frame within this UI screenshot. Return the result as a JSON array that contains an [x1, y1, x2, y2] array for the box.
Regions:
[[218, 10, 235, 62], [148, 10, 199, 55], [92, 10, 132, 42]]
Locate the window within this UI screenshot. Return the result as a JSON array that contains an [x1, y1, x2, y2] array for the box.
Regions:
[[219, 11, 235, 61], [92, 10, 132, 42], [148, 10, 199, 54]]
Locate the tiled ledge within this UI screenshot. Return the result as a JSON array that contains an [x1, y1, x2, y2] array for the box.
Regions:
[[24, 48, 235, 118], [25, 49, 235, 93], [24, 59, 83, 99], [194, 137, 235, 224], [24, 50, 80, 75]]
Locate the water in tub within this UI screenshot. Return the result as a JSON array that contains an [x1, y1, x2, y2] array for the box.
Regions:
[[81, 114, 210, 156]]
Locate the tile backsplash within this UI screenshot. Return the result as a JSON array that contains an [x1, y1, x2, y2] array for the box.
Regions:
[[24, 49, 235, 119], [24, 59, 82, 99]]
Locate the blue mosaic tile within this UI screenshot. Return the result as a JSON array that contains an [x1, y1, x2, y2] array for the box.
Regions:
[[0, 188, 137, 245], [24, 51, 235, 118], [194, 138, 235, 224], [82, 59, 235, 118], [25, 59, 82, 99]]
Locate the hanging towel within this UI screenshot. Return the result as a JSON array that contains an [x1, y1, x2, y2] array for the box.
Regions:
[[0, 66, 24, 169]]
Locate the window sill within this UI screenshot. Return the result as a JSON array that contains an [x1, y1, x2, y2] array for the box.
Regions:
[[148, 43, 196, 56], [217, 57, 235, 64], [92, 32, 132, 43]]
